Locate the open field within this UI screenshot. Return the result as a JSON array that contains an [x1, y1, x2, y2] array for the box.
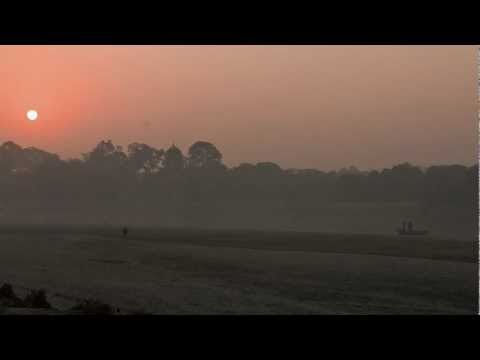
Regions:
[[2, 201, 475, 241], [0, 226, 477, 314]]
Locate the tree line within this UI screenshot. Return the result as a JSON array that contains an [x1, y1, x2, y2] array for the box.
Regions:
[[0, 140, 477, 227]]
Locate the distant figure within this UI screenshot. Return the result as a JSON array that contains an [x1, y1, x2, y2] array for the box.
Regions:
[[402, 220, 406, 232], [122, 227, 129, 238], [407, 221, 413, 232]]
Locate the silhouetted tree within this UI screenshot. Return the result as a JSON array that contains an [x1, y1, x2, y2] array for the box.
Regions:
[[80, 141, 129, 209], [0, 141, 29, 174], [424, 165, 469, 205], [187, 141, 224, 170], [82, 140, 127, 172], [255, 162, 283, 176], [163, 144, 185, 172], [127, 142, 164, 175]]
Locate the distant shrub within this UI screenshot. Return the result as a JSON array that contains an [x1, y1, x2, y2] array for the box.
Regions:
[[23, 289, 52, 309], [0, 283, 16, 299], [0, 283, 25, 307], [71, 298, 115, 315]]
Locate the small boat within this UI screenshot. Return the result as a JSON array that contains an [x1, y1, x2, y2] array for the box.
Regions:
[[396, 229, 429, 236]]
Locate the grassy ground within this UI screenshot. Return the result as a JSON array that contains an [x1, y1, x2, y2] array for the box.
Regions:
[[0, 226, 477, 314]]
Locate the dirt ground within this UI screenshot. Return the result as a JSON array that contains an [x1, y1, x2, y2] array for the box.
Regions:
[[0, 227, 477, 314]]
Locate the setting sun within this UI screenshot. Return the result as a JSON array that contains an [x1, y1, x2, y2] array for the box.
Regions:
[[26, 110, 38, 121]]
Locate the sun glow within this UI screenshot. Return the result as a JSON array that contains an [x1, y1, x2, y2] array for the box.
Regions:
[[26, 110, 38, 121]]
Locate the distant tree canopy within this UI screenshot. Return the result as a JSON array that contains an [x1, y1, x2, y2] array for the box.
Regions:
[[187, 141, 223, 169], [0, 140, 476, 226], [82, 140, 128, 172], [0, 141, 61, 175], [127, 143, 164, 174], [163, 144, 185, 172]]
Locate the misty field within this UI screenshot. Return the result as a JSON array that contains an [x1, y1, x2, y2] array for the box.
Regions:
[[0, 226, 477, 314]]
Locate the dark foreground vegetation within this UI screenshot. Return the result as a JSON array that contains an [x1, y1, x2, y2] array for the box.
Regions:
[[0, 283, 52, 312], [0, 283, 119, 315]]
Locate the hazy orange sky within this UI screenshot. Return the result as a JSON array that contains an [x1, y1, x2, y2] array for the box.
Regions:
[[0, 45, 477, 170]]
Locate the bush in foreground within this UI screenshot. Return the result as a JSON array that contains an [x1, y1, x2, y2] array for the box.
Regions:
[[23, 289, 52, 309], [0, 283, 25, 308]]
